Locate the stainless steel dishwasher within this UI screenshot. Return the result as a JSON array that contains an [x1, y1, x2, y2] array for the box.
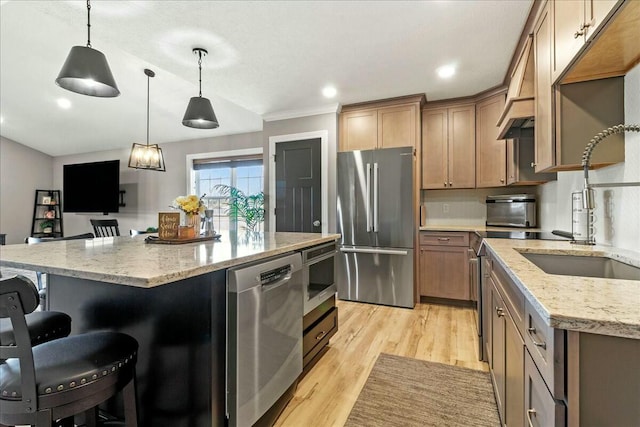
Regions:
[[227, 252, 303, 427]]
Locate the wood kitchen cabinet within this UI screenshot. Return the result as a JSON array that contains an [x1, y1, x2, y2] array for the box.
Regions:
[[533, 1, 554, 173], [421, 104, 475, 189], [419, 232, 471, 301], [476, 92, 507, 188], [483, 244, 640, 427], [339, 94, 425, 152], [490, 275, 524, 427], [552, 0, 619, 83], [506, 133, 556, 185], [533, 0, 627, 173]]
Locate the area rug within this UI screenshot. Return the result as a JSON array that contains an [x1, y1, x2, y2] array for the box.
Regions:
[[344, 354, 499, 427]]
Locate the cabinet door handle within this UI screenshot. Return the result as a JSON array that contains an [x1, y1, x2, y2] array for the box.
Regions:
[[444, 182, 447, 187], [500, 178, 504, 183], [495, 306, 505, 317], [315, 330, 327, 341], [574, 29, 585, 38], [526, 408, 537, 427], [448, 182, 453, 186], [530, 162, 536, 168], [527, 327, 547, 349]]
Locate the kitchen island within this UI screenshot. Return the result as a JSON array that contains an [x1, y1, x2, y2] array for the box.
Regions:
[[0, 231, 339, 427]]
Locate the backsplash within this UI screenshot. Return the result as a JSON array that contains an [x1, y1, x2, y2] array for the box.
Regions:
[[538, 63, 640, 252], [421, 187, 537, 226]]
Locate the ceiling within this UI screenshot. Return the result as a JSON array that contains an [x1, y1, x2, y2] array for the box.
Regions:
[[0, 0, 532, 157]]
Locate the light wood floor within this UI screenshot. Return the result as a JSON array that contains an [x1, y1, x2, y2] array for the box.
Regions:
[[275, 300, 488, 427]]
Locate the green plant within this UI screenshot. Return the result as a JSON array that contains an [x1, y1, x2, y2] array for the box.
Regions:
[[40, 220, 55, 231], [214, 185, 265, 232]]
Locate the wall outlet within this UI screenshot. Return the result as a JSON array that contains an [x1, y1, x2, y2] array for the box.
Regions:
[[443, 204, 450, 214]]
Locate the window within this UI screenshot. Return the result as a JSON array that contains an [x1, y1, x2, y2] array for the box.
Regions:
[[191, 154, 264, 232]]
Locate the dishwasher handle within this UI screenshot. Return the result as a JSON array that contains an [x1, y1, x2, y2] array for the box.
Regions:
[[257, 264, 293, 292]]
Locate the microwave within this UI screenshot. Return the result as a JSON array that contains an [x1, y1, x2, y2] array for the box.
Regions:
[[300, 242, 336, 315], [486, 194, 537, 228]]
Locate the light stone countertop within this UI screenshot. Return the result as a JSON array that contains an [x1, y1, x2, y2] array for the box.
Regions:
[[0, 232, 340, 288], [482, 238, 640, 339], [419, 225, 543, 233]]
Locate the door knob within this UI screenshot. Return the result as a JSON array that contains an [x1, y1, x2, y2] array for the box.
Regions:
[[313, 220, 321, 227]]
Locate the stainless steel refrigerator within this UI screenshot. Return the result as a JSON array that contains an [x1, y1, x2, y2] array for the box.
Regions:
[[336, 146, 414, 308]]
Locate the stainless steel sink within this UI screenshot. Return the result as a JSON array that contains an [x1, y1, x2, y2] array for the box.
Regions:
[[520, 252, 640, 281]]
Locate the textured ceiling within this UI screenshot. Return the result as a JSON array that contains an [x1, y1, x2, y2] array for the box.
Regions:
[[0, 0, 532, 156]]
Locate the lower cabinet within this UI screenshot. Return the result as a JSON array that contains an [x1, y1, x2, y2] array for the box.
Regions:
[[490, 280, 524, 427], [302, 295, 338, 377], [419, 232, 471, 301], [525, 349, 565, 427], [485, 245, 640, 427]]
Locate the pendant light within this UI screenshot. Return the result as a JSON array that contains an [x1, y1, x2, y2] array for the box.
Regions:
[[128, 69, 166, 171], [56, 0, 119, 97], [182, 48, 219, 129]]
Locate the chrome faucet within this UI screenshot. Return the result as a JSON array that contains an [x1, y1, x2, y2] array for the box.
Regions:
[[576, 124, 640, 245]]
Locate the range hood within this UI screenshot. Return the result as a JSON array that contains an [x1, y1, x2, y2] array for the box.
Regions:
[[497, 35, 534, 139]]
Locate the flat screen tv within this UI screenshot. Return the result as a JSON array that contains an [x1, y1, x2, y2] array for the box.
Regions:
[[63, 160, 120, 214]]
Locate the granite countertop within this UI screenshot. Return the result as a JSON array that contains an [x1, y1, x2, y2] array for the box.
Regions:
[[482, 238, 640, 340], [0, 232, 340, 288], [419, 225, 542, 233]]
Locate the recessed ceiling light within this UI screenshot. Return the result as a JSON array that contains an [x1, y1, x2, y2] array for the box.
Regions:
[[57, 98, 72, 109], [437, 65, 456, 79], [322, 86, 337, 98]]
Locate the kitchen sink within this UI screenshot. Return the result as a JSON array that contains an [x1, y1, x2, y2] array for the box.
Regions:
[[520, 252, 640, 281]]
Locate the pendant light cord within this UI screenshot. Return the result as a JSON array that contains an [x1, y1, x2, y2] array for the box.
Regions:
[[86, 0, 92, 48], [146, 73, 150, 147], [198, 50, 203, 97]]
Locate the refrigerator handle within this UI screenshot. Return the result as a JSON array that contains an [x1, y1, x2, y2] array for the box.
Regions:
[[366, 163, 372, 232], [373, 162, 379, 232], [340, 247, 409, 256]]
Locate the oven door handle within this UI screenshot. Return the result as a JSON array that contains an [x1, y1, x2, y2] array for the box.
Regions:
[[340, 247, 408, 256]]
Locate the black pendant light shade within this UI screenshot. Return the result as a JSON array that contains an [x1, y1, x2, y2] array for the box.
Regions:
[[56, 46, 119, 97], [128, 69, 166, 171], [55, 1, 119, 97], [182, 96, 219, 129], [182, 48, 219, 129]]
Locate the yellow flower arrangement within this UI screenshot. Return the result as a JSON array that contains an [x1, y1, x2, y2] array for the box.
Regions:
[[172, 194, 206, 216]]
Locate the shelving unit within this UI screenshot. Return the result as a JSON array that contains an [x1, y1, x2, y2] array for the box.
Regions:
[[31, 190, 64, 238]]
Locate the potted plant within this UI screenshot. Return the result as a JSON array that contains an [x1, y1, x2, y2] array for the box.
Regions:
[[40, 220, 55, 234], [214, 185, 265, 232]]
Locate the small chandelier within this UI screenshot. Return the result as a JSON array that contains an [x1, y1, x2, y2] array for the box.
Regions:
[[182, 48, 219, 129], [55, 0, 120, 97], [128, 69, 166, 171]]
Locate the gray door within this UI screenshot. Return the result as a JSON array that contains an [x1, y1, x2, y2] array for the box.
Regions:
[[275, 138, 322, 232]]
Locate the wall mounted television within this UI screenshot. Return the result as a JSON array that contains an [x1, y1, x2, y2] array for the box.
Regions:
[[63, 160, 120, 214]]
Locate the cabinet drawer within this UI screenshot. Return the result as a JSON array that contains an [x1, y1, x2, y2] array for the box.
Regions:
[[303, 307, 338, 360], [525, 349, 566, 427], [524, 300, 565, 400], [303, 294, 336, 330], [420, 231, 469, 247]]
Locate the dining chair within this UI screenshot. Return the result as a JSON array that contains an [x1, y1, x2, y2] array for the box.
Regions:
[[90, 219, 120, 237], [0, 275, 139, 427]]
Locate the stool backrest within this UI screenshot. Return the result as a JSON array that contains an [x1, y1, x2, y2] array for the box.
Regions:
[[0, 276, 38, 410], [90, 219, 120, 237], [26, 232, 95, 244]]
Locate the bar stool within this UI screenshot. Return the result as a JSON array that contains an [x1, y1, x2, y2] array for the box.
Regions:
[[0, 275, 139, 427]]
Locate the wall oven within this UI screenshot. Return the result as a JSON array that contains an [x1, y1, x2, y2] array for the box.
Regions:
[[301, 242, 337, 315]]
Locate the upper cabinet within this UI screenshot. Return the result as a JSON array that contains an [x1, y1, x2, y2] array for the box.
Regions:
[[553, 0, 620, 83], [533, 1, 555, 173], [476, 92, 507, 188], [422, 104, 476, 189], [532, 0, 630, 172], [339, 94, 425, 152]]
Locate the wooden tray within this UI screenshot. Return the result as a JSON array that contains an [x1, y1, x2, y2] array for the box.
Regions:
[[144, 234, 221, 245]]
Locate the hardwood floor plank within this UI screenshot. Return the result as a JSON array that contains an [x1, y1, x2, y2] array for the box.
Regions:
[[275, 300, 488, 427]]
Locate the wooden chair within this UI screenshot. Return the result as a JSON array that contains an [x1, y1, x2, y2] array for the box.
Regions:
[[90, 219, 120, 237], [0, 275, 139, 427]]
